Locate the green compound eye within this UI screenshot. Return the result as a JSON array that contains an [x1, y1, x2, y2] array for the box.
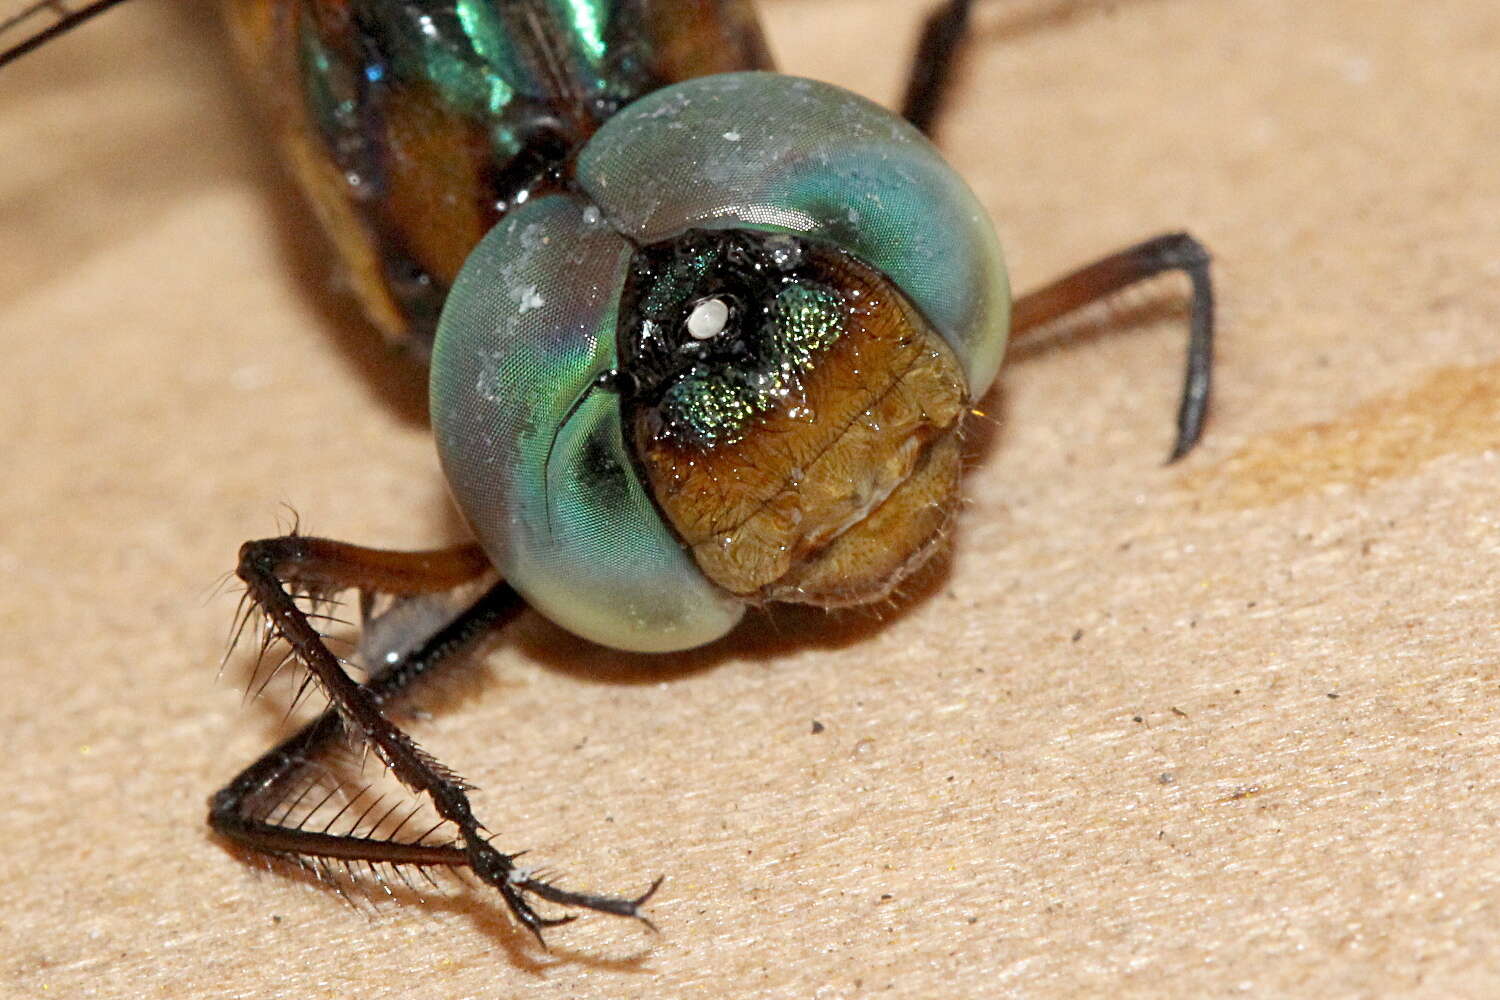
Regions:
[[429, 195, 744, 654], [430, 73, 1009, 653]]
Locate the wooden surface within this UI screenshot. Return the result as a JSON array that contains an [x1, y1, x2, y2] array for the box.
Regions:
[[4, 0, 1500, 996]]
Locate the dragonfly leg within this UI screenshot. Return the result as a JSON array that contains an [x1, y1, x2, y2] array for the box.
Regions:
[[901, 0, 975, 135], [1009, 232, 1215, 462], [213, 536, 659, 939]]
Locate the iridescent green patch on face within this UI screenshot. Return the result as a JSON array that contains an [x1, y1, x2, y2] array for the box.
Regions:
[[640, 245, 722, 318], [618, 231, 855, 449], [769, 282, 842, 365], [659, 375, 758, 445], [625, 227, 971, 604], [658, 279, 844, 445]]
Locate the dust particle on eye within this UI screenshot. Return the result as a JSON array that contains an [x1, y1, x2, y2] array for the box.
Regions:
[[517, 285, 545, 312]]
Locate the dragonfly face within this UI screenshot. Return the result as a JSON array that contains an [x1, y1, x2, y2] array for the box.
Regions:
[[222, 1, 1010, 652], [430, 71, 1008, 651]]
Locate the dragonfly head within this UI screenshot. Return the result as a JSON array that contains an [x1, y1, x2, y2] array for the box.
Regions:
[[430, 73, 1009, 652]]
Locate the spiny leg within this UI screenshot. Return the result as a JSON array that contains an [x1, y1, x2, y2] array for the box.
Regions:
[[901, 0, 975, 135], [217, 537, 659, 939], [211, 580, 517, 877], [1009, 231, 1215, 461]]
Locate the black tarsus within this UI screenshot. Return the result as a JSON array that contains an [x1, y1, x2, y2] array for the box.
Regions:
[[897, 3, 1217, 458], [1155, 233, 1214, 461], [212, 542, 660, 942], [1009, 231, 1215, 462]]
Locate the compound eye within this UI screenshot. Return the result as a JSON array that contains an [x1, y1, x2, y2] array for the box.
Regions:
[[430, 195, 744, 654], [577, 72, 1011, 398], [686, 296, 732, 340]]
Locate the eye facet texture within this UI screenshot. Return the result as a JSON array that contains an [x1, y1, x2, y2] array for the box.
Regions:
[[430, 195, 746, 652], [578, 72, 1010, 397], [431, 73, 1010, 652]]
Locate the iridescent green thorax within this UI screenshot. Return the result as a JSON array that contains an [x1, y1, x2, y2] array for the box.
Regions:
[[364, 1, 644, 136], [290, 0, 674, 230], [230, 0, 771, 353], [619, 231, 847, 448]]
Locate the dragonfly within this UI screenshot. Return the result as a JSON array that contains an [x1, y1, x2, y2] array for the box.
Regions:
[[1, 0, 1214, 942]]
